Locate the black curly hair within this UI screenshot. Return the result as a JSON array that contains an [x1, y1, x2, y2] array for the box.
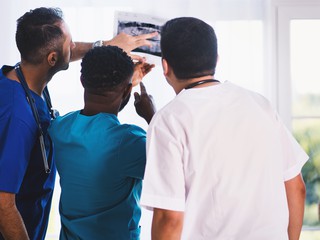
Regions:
[[16, 7, 64, 64], [81, 46, 134, 90]]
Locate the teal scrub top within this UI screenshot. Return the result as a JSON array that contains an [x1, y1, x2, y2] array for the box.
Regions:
[[49, 111, 146, 240]]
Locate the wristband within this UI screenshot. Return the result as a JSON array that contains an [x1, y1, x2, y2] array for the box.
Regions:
[[92, 40, 104, 48]]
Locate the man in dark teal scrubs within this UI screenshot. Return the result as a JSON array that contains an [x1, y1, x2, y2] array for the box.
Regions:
[[49, 46, 155, 240]]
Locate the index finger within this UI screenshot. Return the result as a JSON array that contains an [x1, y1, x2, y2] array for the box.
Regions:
[[140, 81, 147, 94], [129, 53, 145, 63], [136, 32, 158, 41]]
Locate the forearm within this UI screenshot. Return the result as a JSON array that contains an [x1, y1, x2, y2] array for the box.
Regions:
[[0, 194, 29, 240], [152, 208, 184, 240], [285, 174, 306, 240], [70, 40, 143, 63], [70, 39, 131, 61], [152, 227, 181, 240], [71, 32, 158, 62], [287, 194, 305, 240], [71, 42, 93, 62]]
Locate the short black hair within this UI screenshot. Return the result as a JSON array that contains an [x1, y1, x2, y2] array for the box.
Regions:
[[81, 46, 134, 90], [16, 7, 64, 64], [161, 17, 218, 79]]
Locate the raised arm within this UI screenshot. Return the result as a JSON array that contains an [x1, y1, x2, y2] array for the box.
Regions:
[[105, 32, 158, 53], [71, 32, 158, 62], [285, 173, 306, 240], [0, 192, 29, 240], [70, 42, 94, 62], [134, 82, 156, 124], [132, 62, 155, 87], [151, 208, 184, 240]]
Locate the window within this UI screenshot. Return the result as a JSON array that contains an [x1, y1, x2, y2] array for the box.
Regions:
[[292, 19, 320, 235], [277, 5, 320, 239]]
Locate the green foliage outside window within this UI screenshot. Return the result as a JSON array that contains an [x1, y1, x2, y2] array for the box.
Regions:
[[293, 94, 320, 227]]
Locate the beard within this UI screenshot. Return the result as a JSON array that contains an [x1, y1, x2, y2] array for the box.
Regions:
[[119, 93, 131, 112], [48, 50, 70, 79]]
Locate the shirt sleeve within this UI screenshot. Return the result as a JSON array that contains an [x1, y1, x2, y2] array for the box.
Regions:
[[0, 117, 36, 193], [276, 115, 309, 181], [119, 125, 147, 180], [140, 113, 186, 212]]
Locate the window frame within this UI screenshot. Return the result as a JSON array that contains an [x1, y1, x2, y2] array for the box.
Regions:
[[275, 1, 320, 129], [275, 1, 320, 233]]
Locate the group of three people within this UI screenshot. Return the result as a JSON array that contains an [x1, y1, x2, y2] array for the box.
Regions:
[[0, 6, 307, 240]]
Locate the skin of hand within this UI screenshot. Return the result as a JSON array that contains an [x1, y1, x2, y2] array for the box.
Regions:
[[132, 62, 155, 87], [134, 82, 156, 124], [106, 32, 158, 53], [129, 53, 147, 62]]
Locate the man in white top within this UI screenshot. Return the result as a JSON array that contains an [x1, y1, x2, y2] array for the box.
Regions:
[[140, 17, 308, 240]]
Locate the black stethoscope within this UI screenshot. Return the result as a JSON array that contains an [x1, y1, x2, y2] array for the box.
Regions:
[[184, 79, 220, 90], [14, 63, 58, 174]]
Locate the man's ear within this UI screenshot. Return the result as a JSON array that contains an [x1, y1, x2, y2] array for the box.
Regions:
[[122, 83, 133, 99], [80, 76, 85, 87], [162, 58, 169, 77], [47, 52, 58, 66]]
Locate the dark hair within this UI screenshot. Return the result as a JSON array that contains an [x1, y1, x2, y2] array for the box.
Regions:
[[16, 7, 64, 64], [161, 17, 218, 80], [81, 46, 134, 90]]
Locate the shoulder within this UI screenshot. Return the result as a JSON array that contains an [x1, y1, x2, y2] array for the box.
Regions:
[[120, 124, 146, 141], [149, 99, 182, 130], [225, 81, 274, 111], [0, 81, 37, 133], [113, 124, 147, 157], [49, 111, 78, 134], [51, 111, 78, 125]]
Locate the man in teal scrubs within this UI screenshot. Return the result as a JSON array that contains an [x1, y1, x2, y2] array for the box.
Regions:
[[49, 45, 155, 240]]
